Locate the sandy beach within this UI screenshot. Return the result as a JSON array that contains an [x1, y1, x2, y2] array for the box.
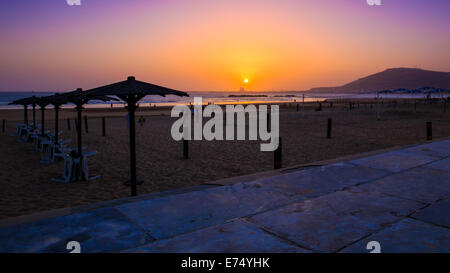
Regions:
[[0, 99, 449, 219]]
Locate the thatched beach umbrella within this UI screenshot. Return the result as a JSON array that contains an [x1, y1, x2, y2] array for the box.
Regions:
[[40, 93, 81, 146], [61, 88, 117, 158], [40, 93, 66, 145], [9, 96, 39, 127], [9, 98, 30, 125], [83, 76, 189, 196]]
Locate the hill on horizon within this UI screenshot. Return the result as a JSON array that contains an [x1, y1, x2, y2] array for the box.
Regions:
[[308, 68, 450, 93]]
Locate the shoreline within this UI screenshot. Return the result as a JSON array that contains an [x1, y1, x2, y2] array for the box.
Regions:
[[1, 92, 449, 110]]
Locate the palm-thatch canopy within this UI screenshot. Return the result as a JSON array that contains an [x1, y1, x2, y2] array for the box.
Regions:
[[60, 88, 119, 106], [41, 91, 118, 106], [83, 76, 188, 101], [83, 76, 189, 196], [8, 96, 41, 125], [8, 96, 40, 106]]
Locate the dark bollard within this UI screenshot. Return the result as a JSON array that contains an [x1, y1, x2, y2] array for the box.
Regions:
[[2, 120, 5, 133], [74, 119, 78, 132], [274, 137, 282, 169], [426, 122, 432, 141], [183, 139, 189, 159], [296, 104, 299, 112], [327, 118, 332, 139], [102, 117, 106, 136], [84, 116, 88, 133], [267, 111, 271, 131], [67, 118, 71, 131]]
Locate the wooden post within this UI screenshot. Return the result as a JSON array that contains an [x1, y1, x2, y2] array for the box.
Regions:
[[2, 120, 5, 133], [32, 103, 36, 129], [296, 104, 299, 112], [377, 92, 381, 121], [41, 106, 45, 136], [54, 105, 59, 145], [128, 100, 137, 196], [67, 118, 71, 131], [183, 139, 189, 159], [102, 117, 106, 136], [426, 122, 432, 141], [76, 105, 83, 157], [24, 105, 28, 125], [74, 119, 78, 132], [327, 118, 332, 139], [267, 110, 271, 131], [302, 94, 305, 117], [274, 137, 282, 169], [84, 116, 88, 133]]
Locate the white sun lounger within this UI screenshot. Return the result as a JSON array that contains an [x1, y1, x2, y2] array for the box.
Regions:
[[52, 148, 96, 183]]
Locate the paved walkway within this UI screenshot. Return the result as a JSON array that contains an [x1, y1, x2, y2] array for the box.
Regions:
[[0, 140, 449, 253]]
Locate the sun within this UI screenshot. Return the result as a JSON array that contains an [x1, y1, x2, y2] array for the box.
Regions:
[[244, 78, 249, 83]]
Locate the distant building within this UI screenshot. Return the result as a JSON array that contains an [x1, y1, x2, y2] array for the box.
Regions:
[[239, 87, 245, 92]]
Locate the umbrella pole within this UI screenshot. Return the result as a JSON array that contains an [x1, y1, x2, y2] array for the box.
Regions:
[[128, 100, 137, 196], [77, 104, 82, 157], [74, 104, 83, 181], [32, 103, 36, 129], [41, 106, 45, 136], [54, 105, 59, 145], [24, 105, 28, 125]]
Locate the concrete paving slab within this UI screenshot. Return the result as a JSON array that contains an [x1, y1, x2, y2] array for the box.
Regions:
[[248, 200, 376, 252], [117, 183, 292, 240], [411, 198, 450, 228], [249, 163, 389, 199], [308, 189, 424, 224], [425, 158, 450, 173], [248, 190, 424, 252], [348, 150, 438, 173], [123, 219, 310, 253], [340, 218, 450, 253], [0, 208, 150, 253], [404, 140, 450, 158], [357, 167, 450, 204]]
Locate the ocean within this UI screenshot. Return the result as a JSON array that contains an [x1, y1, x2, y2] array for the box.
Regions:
[[0, 91, 325, 109], [0, 91, 443, 109]]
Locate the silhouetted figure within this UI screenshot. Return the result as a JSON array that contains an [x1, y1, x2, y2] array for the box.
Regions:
[[138, 116, 145, 127]]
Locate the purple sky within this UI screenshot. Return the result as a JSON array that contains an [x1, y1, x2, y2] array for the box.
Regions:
[[1, 0, 449, 91]]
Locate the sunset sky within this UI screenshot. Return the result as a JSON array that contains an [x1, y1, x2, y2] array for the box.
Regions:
[[1, 0, 449, 92]]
